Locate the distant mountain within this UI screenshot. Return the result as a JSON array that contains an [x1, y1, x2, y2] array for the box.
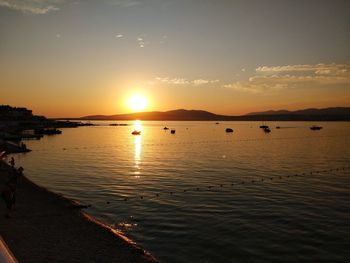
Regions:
[[79, 107, 350, 121], [246, 107, 350, 116], [81, 109, 230, 121]]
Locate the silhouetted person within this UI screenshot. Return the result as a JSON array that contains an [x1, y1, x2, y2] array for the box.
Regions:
[[17, 167, 24, 183], [20, 142, 27, 150], [1, 182, 16, 218], [7, 167, 23, 185], [9, 157, 15, 168]]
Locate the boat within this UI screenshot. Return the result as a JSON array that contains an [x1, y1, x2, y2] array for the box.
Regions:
[[259, 125, 269, 129], [263, 127, 271, 133], [171, 130, 176, 134], [131, 130, 141, 135], [215, 122, 219, 124], [225, 128, 233, 133], [276, 126, 281, 129], [310, 125, 323, 130], [163, 127, 169, 130]]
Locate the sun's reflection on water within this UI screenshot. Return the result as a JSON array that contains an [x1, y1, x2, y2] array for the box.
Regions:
[[133, 120, 142, 178]]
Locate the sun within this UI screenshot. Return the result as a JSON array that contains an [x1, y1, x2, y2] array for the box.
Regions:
[[128, 94, 148, 112]]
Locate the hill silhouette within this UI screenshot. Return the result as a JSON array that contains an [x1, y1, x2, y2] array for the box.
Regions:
[[80, 107, 350, 121]]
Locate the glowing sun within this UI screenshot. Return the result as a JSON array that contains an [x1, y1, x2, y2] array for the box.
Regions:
[[128, 94, 148, 112]]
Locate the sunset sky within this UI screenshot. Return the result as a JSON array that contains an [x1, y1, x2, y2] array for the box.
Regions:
[[1, 0, 349, 117]]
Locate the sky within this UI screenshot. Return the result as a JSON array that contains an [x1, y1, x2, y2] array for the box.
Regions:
[[0, 0, 349, 117]]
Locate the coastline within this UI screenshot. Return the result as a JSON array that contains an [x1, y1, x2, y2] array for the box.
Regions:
[[0, 160, 158, 263]]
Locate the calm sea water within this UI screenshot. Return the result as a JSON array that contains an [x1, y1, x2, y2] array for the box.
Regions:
[[12, 121, 350, 262]]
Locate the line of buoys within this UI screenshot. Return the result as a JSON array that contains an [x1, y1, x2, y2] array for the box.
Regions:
[[100, 166, 350, 204], [32, 134, 350, 153]]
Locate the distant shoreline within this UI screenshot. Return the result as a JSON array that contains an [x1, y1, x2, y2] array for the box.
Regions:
[[54, 118, 350, 122], [54, 107, 350, 121]]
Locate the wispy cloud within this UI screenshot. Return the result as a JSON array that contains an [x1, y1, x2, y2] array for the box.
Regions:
[[256, 63, 349, 76], [155, 77, 189, 85], [224, 63, 350, 93], [137, 36, 150, 48], [0, 0, 64, 15], [155, 77, 219, 86], [192, 79, 219, 85], [108, 0, 141, 7], [223, 82, 288, 94]]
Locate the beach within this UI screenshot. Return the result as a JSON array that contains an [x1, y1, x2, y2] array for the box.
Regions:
[[0, 160, 157, 263]]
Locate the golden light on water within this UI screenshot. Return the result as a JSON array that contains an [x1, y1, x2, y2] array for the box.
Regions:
[[134, 120, 142, 131], [133, 120, 142, 178], [128, 94, 148, 112]]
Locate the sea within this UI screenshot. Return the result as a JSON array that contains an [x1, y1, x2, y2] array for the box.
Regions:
[[12, 121, 350, 263]]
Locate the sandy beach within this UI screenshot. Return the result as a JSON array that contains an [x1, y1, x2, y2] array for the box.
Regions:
[[0, 160, 157, 263]]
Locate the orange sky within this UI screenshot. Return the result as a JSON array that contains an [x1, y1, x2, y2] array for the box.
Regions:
[[1, 1, 349, 117]]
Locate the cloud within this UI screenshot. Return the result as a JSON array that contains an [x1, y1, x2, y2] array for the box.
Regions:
[[192, 79, 219, 85], [155, 77, 219, 86], [224, 63, 350, 93], [223, 82, 288, 94], [155, 77, 189, 85], [136, 36, 150, 48], [108, 0, 141, 7], [256, 63, 350, 77], [0, 0, 63, 14]]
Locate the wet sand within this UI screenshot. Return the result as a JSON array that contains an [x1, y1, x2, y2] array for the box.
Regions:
[[0, 161, 157, 263]]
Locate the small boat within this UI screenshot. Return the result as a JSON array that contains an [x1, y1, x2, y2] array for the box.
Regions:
[[171, 130, 176, 134], [260, 125, 269, 129], [310, 126, 322, 130], [225, 128, 233, 133], [263, 127, 271, 133], [215, 122, 219, 124], [163, 127, 169, 130], [276, 126, 281, 129], [131, 130, 141, 135]]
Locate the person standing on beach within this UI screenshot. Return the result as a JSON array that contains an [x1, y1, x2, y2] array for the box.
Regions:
[[1, 182, 16, 218], [9, 157, 15, 168], [17, 167, 24, 183], [7, 167, 23, 185]]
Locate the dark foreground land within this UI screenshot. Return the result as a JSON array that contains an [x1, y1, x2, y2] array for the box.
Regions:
[[0, 161, 157, 263]]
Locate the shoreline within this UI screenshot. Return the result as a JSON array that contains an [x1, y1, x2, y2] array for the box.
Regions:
[[0, 160, 158, 263]]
